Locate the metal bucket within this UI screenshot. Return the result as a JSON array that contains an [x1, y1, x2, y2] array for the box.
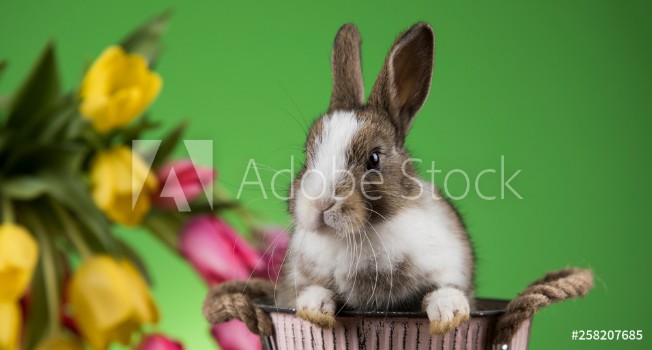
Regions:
[[257, 299, 532, 350], [204, 268, 593, 350]]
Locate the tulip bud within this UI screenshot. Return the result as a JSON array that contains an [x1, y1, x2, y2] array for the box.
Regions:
[[211, 320, 261, 350], [254, 227, 289, 282], [89, 146, 158, 227], [179, 216, 262, 285], [69, 256, 159, 349], [35, 335, 84, 350], [136, 334, 184, 350], [79, 46, 162, 133], [0, 302, 21, 350], [0, 223, 39, 302], [153, 159, 216, 210]]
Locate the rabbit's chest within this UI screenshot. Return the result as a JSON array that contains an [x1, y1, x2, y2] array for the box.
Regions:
[[330, 250, 434, 310]]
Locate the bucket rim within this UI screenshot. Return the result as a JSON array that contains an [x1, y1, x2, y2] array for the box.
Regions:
[[256, 297, 510, 318]]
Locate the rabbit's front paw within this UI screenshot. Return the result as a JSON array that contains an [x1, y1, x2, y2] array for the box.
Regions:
[[424, 287, 470, 335], [296, 285, 336, 328]]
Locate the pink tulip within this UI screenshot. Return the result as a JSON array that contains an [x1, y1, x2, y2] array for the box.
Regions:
[[137, 334, 184, 350], [254, 227, 290, 282], [180, 216, 262, 285], [153, 159, 216, 209], [211, 320, 261, 350]]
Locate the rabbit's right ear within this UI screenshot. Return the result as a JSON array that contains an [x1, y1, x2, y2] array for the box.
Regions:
[[367, 23, 435, 142], [329, 24, 365, 112]]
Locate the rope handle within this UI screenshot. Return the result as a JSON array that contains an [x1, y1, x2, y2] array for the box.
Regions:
[[202, 279, 275, 336], [493, 267, 594, 345]]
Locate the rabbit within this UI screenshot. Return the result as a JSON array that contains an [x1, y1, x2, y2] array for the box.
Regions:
[[277, 22, 475, 336]]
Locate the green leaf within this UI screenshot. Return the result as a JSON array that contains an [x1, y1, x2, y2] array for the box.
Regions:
[[119, 114, 161, 144], [0, 176, 50, 200], [24, 261, 53, 349], [189, 193, 241, 213], [0, 61, 8, 116], [6, 43, 61, 130], [2, 142, 87, 176], [0, 99, 8, 118], [0, 175, 114, 259], [150, 121, 186, 168], [143, 210, 182, 251], [39, 173, 119, 255], [117, 239, 153, 284], [6, 92, 77, 152], [64, 112, 92, 139], [36, 94, 79, 142], [0, 132, 8, 157], [121, 9, 173, 63], [0, 60, 6, 80], [21, 207, 65, 349]]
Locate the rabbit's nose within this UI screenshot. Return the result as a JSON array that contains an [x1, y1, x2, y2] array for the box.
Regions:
[[317, 199, 336, 212], [319, 200, 337, 228]]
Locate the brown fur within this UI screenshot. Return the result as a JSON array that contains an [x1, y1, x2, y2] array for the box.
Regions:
[[297, 259, 336, 290], [367, 23, 435, 142], [334, 256, 438, 311], [296, 309, 336, 328], [329, 24, 365, 111], [429, 313, 470, 335]]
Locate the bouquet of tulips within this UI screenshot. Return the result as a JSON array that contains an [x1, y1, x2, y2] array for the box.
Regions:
[[0, 11, 288, 350]]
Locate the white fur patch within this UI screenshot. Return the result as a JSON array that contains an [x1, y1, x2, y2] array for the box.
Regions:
[[424, 287, 470, 322], [296, 111, 361, 231], [296, 285, 336, 314], [302, 111, 360, 199]]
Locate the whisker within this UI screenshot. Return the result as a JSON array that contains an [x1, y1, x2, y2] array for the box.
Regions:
[[362, 209, 394, 312], [337, 216, 362, 315], [359, 217, 379, 309], [263, 92, 310, 135], [278, 82, 310, 131], [272, 224, 296, 308]]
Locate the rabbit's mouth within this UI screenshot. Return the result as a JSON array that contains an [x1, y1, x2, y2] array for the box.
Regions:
[[294, 188, 368, 235], [303, 201, 348, 233], [320, 202, 348, 231], [319, 199, 369, 235]]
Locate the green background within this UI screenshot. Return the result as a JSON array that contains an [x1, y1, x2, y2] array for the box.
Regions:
[[1, 0, 651, 348]]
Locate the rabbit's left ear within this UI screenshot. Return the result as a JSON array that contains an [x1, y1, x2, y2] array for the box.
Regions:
[[329, 24, 365, 111], [367, 23, 435, 140]]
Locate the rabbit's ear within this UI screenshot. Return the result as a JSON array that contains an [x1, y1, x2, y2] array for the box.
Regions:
[[367, 23, 434, 140], [329, 24, 365, 111]]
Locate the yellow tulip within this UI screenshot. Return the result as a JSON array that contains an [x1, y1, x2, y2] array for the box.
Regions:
[[80, 46, 162, 132], [0, 302, 20, 350], [69, 256, 158, 350], [36, 335, 84, 350], [0, 223, 39, 302], [90, 146, 159, 227]]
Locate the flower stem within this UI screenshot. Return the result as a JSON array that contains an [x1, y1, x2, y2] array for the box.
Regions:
[[1, 196, 14, 223], [214, 184, 257, 232], [26, 211, 61, 336], [51, 200, 93, 258], [81, 126, 107, 152], [143, 214, 179, 251]]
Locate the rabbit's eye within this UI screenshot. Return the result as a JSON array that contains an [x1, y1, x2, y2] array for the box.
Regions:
[[367, 151, 380, 170]]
